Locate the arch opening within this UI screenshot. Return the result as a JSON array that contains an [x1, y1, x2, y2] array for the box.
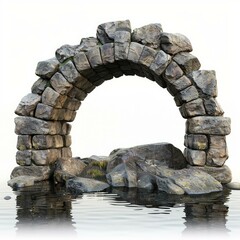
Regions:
[[10, 20, 231, 191]]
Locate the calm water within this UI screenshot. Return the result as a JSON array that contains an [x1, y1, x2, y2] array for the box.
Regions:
[[0, 181, 240, 240]]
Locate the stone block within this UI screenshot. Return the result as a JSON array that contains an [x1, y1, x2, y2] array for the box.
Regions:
[[85, 46, 103, 69], [55, 44, 77, 63], [79, 37, 99, 51], [184, 148, 206, 166], [32, 135, 64, 150], [149, 50, 171, 76], [42, 87, 67, 108], [179, 98, 206, 118], [184, 134, 208, 150], [67, 86, 87, 101], [207, 135, 228, 166], [115, 42, 130, 61], [100, 43, 115, 65], [173, 52, 201, 74], [63, 135, 72, 147], [32, 149, 61, 165], [35, 58, 59, 79], [17, 135, 32, 150], [16, 150, 32, 166], [50, 72, 73, 95], [186, 116, 231, 135], [61, 147, 72, 158], [73, 51, 92, 73], [127, 42, 144, 63], [139, 46, 157, 67], [162, 61, 183, 81], [61, 122, 72, 135], [15, 93, 41, 116], [166, 75, 192, 96], [174, 85, 199, 106], [132, 23, 163, 49], [160, 33, 192, 55], [188, 70, 217, 97], [74, 75, 95, 93], [59, 109, 76, 122], [97, 20, 131, 44], [63, 97, 81, 111], [15, 116, 62, 135], [203, 97, 224, 116], [31, 78, 49, 95], [35, 103, 60, 120], [59, 60, 82, 85]]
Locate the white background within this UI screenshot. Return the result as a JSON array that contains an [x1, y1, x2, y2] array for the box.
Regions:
[[0, 0, 239, 182]]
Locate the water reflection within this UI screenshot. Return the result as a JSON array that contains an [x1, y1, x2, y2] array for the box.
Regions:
[[14, 181, 231, 237]]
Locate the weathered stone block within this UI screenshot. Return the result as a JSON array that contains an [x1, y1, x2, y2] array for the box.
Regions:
[[35, 58, 59, 79], [160, 33, 192, 55], [184, 134, 208, 150], [115, 31, 131, 43], [50, 72, 73, 95], [184, 148, 206, 166], [15, 116, 62, 135], [79, 37, 99, 51], [166, 75, 192, 96], [180, 98, 206, 118], [162, 61, 183, 81], [58, 109, 76, 122], [32, 149, 61, 165], [55, 44, 77, 63], [67, 86, 87, 101], [85, 46, 103, 69], [97, 20, 131, 44], [35, 103, 60, 120], [16, 150, 32, 166], [73, 51, 92, 73], [59, 60, 82, 85], [31, 78, 49, 95], [100, 43, 115, 65], [15, 93, 41, 116], [149, 50, 171, 76], [188, 70, 217, 97], [63, 135, 72, 147], [74, 75, 95, 93], [186, 116, 231, 135], [115, 42, 130, 61], [207, 135, 228, 166], [127, 42, 144, 63], [132, 24, 163, 49], [174, 85, 199, 106], [173, 52, 201, 74], [63, 97, 81, 111], [61, 122, 72, 135], [203, 97, 224, 116], [139, 46, 157, 67], [61, 147, 72, 158], [32, 135, 64, 150], [42, 87, 67, 108], [17, 135, 32, 150]]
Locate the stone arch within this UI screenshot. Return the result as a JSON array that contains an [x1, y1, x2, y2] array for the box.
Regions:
[[13, 20, 231, 182]]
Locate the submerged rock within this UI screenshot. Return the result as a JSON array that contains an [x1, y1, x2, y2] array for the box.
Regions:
[[66, 177, 110, 194], [226, 182, 240, 190]]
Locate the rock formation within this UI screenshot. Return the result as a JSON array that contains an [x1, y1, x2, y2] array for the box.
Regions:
[[9, 20, 232, 195]]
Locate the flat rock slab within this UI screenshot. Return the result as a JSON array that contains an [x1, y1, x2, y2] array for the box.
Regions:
[[66, 177, 110, 194], [8, 176, 37, 188], [226, 182, 240, 190]]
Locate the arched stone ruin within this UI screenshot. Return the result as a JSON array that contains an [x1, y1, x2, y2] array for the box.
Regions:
[[10, 20, 232, 194]]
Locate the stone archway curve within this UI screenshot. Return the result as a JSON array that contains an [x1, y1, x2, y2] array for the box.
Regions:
[[14, 20, 231, 180]]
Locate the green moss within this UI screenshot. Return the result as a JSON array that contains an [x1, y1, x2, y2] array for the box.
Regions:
[[90, 160, 108, 170], [86, 169, 104, 178]]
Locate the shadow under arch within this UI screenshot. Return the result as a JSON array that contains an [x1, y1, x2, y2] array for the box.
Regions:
[[13, 20, 231, 181]]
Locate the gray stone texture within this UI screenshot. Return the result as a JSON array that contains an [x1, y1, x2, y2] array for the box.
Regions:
[[173, 52, 201, 74], [50, 72, 73, 95], [162, 61, 183, 81], [16, 150, 32, 166], [35, 58, 59, 79], [203, 97, 224, 116], [184, 134, 208, 150], [189, 70, 217, 97], [139, 46, 157, 67], [32, 149, 61, 165], [31, 78, 49, 95], [184, 148, 206, 166], [15, 93, 41, 116], [132, 23, 163, 49], [42, 87, 67, 108], [174, 85, 199, 106], [55, 44, 78, 63], [187, 116, 231, 135], [160, 33, 193, 55], [17, 135, 32, 151], [79, 37, 99, 51]]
